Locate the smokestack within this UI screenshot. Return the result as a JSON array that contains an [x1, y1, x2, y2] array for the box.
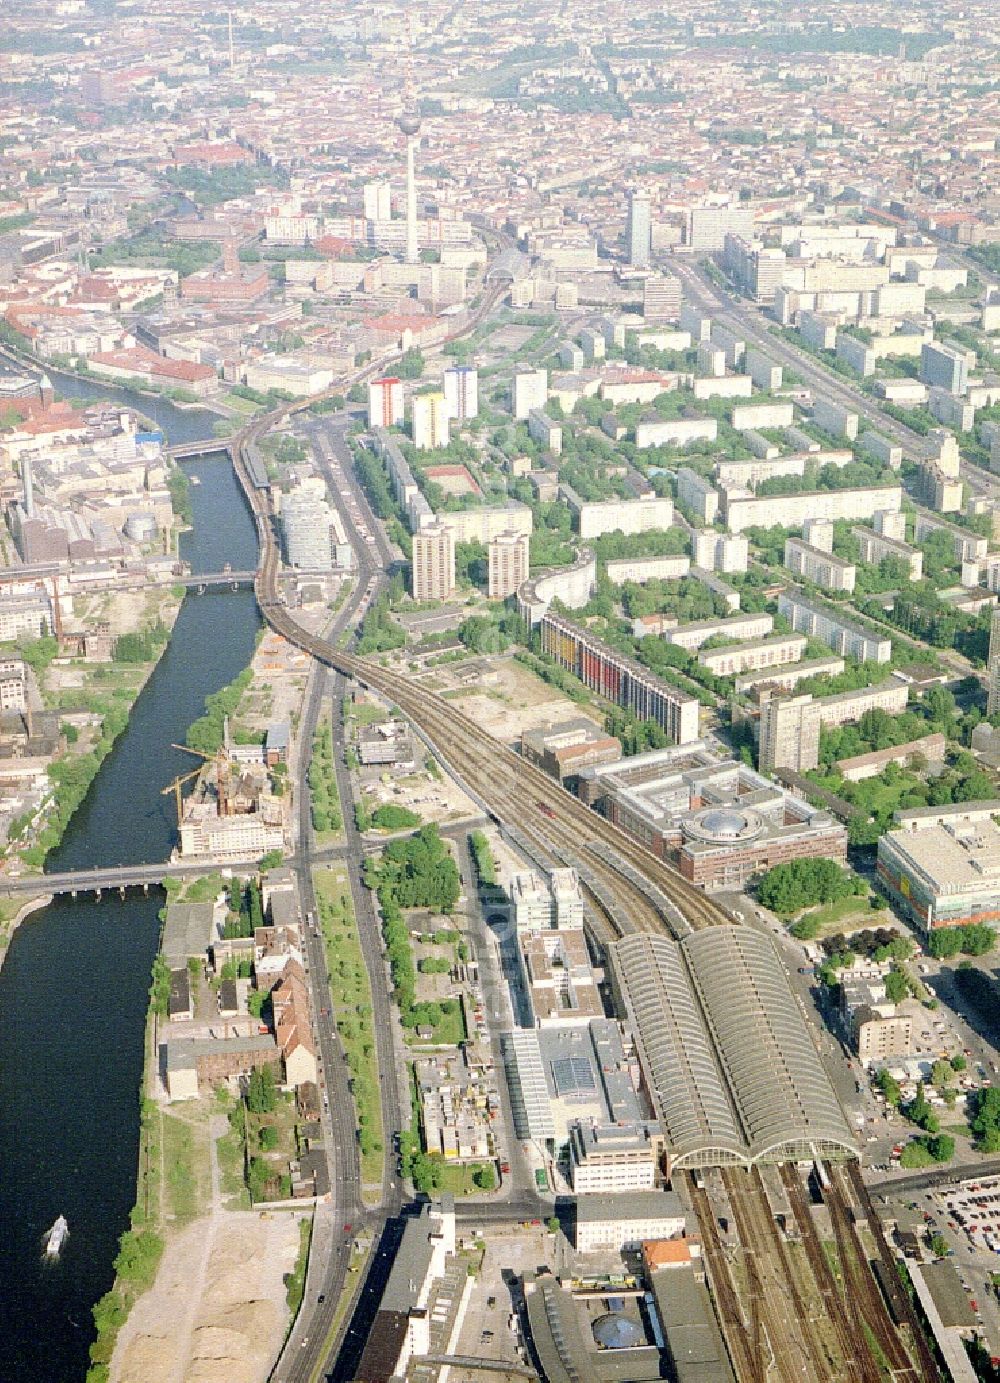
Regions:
[[23, 456, 34, 519]]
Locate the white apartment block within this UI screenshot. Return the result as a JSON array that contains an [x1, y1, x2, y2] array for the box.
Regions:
[[513, 368, 548, 420], [442, 366, 478, 421], [487, 530, 530, 600], [411, 392, 449, 450], [411, 523, 455, 601]]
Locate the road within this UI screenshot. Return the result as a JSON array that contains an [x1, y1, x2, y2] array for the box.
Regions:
[[272, 412, 405, 1383], [672, 257, 1000, 502]]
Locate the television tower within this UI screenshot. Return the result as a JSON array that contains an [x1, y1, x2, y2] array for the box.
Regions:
[[227, 10, 235, 70], [397, 14, 421, 266]]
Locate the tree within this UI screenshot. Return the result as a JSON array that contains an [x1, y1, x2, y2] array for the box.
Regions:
[[906, 1083, 939, 1134], [931, 1059, 954, 1089], [398, 349, 425, 379], [758, 858, 856, 914], [247, 1065, 277, 1115], [472, 1163, 496, 1190], [928, 1133, 955, 1163], [884, 969, 909, 1005], [877, 1069, 902, 1106], [929, 1231, 949, 1258]]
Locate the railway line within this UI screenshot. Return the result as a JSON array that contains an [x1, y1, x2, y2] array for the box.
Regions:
[[221, 301, 937, 1382]]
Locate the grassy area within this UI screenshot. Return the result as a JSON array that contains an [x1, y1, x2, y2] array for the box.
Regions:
[[345, 697, 388, 728], [161, 1112, 206, 1222], [215, 1093, 252, 1209], [314, 866, 384, 1190], [408, 1001, 466, 1048], [796, 894, 879, 933], [285, 1215, 313, 1313]]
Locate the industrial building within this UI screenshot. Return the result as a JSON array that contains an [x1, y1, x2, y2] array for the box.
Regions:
[[520, 717, 622, 788], [878, 803, 1000, 933], [540, 612, 700, 745], [610, 930, 857, 1169]]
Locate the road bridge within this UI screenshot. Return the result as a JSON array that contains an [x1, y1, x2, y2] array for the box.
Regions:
[[167, 439, 233, 461], [0, 856, 263, 897]]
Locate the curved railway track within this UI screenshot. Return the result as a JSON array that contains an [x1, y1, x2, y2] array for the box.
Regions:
[[224, 326, 931, 1383]]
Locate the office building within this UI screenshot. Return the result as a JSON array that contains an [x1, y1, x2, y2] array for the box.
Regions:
[[568, 1121, 658, 1194], [920, 341, 969, 396], [368, 376, 404, 429], [878, 804, 1000, 934], [281, 490, 333, 570], [520, 718, 622, 788], [411, 523, 455, 602], [778, 587, 892, 662], [690, 207, 755, 252], [513, 368, 548, 420], [643, 273, 681, 323], [411, 391, 449, 450], [626, 189, 651, 269], [487, 529, 530, 599], [989, 606, 1000, 717], [442, 365, 478, 421]]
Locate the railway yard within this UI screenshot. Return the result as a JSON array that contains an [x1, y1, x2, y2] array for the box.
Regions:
[[228, 421, 946, 1381]]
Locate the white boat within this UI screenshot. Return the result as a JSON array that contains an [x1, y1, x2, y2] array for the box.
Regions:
[[45, 1215, 68, 1258]]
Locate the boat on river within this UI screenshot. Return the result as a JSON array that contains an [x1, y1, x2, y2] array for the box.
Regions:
[[44, 1216, 68, 1258]]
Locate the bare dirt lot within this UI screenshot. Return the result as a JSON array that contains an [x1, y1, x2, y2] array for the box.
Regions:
[[112, 1211, 301, 1383], [435, 656, 603, 749]]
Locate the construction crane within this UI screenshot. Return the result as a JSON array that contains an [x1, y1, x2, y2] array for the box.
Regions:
[[161, 768, 201, 830], [170, 742, 232, 817]]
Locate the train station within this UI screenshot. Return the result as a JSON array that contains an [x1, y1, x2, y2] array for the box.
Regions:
[[610, 929, 858, 1171]]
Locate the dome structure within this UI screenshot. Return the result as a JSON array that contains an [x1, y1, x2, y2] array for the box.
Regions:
[[592, 1314, 644, 1350], [683, 805, 764, 846]]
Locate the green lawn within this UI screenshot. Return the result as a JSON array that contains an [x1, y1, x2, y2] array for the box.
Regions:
[[795, 894, 878, 933]]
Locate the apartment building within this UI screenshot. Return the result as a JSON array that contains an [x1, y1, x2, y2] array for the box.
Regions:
[[442, 365, 478, 421], [540, 613, 699, 745], [664, 611, 773, 652], [692, 531, 749, 574], [783, 537, 857, 593], [723, 485, 902, 535], [513, 368, 548, 420], [697, 634, 807, 677], [411, 523, 455, 601], [676, 467, 720, 524], [853, 527, 923, 580], [561, 486, 673, 540], [759, 681, 910, 772], [487, 529, 530, 599], [988, 606, 1000, 717], [920, 341, 969, 395], [411, 391, 449, 450], [368, 376, 404, 429], [778, 588, 892, 662]]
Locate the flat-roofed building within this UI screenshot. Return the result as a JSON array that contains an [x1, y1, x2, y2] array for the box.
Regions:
[[568, 1120, 658, 1194], [521, 717, 621, 788], [676, 467, 720, 524], [664, 611, 772, 652], [513, 367, 547, 420], [878, 803, 1000, 934], [368, 376, 403, 429], [778, 587, 892, 662], [693, 530, 749, 574], [854, 527, 923, 581], [411, 391, 449, 450], [784, 537, 856, 593], [442, 365, 478, 420], [697, 634, 807, 678], [487, 529, 529, 599], [411, 522, 455, 601], [575, 1189, 685, 1252], [724, 485, 903, 535]]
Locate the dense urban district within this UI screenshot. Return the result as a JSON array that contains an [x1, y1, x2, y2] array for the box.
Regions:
[[7, 1, 1000, 1382]]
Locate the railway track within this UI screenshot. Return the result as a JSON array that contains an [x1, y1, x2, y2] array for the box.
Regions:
[[688, 1177, 767, 1383], [721, 1167, 841, 1383], [222, 350, 931, 1383], [778, 1165, 880, 1383]]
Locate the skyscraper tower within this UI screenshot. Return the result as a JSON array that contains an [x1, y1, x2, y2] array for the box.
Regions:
[[397, 17, 421, 266], [988, 606, 1000, 717], [626, 188, 652, 270]]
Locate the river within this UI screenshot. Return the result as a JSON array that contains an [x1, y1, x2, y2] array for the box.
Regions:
[[0, 420, 262, 1380]]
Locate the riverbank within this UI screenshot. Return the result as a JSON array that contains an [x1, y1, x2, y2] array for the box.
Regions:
[[0, 892, 52, 972], [0, 453, 263, 1383]]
